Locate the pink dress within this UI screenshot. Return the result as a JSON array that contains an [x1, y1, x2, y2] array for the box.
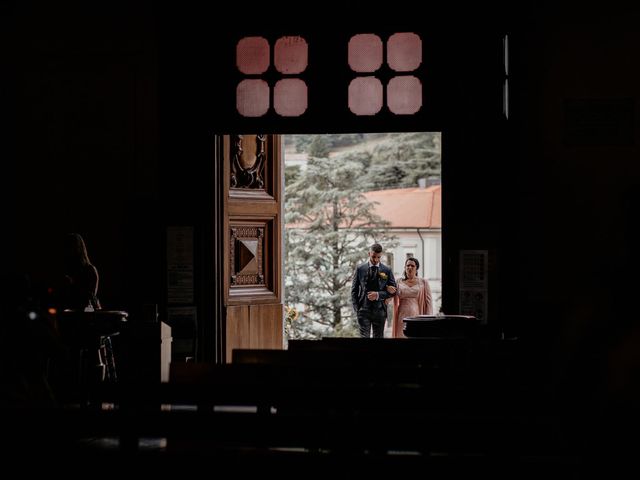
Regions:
[[392, 278, 433, 338]]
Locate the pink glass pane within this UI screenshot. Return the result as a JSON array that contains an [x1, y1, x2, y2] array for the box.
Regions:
[[236, 37, 270, 75], [387, 32, 422, 72], [348, 34, 383, 73], [274, 79, 307, 117], [274, 36, 308, 74], [236, 79, 269, 117], [387, 75, 422, 115], [348, 77, 383, 116]]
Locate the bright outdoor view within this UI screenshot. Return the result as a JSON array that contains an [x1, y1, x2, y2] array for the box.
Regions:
[[284, 132, 442, 341]]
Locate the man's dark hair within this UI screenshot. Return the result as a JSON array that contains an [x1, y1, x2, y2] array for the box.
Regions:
[[370, 243, 383, 253]]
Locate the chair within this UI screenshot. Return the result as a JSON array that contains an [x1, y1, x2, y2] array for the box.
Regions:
[[57, 310, 128, 398]]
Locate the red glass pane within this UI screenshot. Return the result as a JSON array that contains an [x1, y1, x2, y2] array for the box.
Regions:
[[387, 32, 422, 72], [387, 75, 422, 115], [274, 79, 307, 117], [274, 36, 308, 74], [236, 79, 269, 117], [236, 37, 270, 75], [348, 34, 383, 73], [348, 77, 383, 116]]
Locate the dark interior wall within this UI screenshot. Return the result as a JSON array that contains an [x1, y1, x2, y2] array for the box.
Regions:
[[514, 19, 640, 327], [508, 13, 640, 404], [7, 2, 161, 312]]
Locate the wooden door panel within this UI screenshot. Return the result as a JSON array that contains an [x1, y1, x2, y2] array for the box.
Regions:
[[249, 304, 284, 349], [226, 305, 251, 356], [223, 135, 283, 362], [225, 304, 283, 361]]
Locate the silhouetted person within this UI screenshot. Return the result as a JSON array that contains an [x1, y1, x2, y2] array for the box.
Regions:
[[49, 233, 110, 402], [60, 233, 101, 311]]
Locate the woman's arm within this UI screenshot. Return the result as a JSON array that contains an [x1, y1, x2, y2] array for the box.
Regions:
[[87, 265, 102, 309]]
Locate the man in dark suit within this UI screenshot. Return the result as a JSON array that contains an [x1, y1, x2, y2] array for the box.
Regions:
[[351, 243, 397, 338]]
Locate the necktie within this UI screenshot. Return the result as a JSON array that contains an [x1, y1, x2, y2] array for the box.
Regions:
[[369, 265, 378, 280], [367, 266, 379, 302]]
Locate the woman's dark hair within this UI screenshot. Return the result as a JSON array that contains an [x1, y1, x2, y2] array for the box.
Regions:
[[402, 257, 420, 280], [63, 233, 91, 271]]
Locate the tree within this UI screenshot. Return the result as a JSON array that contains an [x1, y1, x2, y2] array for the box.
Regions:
[[364, 132, 441, 190], [307, 136, 331, 159], [284, 164, 301, 187], [292, 133, 369, 153], [285, 153, 397, 339]]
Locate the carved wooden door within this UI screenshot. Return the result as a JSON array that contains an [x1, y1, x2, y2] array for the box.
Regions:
[[223, 135, 283, 361]]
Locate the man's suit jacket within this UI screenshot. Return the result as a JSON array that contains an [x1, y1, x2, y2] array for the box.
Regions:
[[351, 262, 397, 314]]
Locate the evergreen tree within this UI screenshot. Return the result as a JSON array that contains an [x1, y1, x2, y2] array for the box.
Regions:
[[307, 136, 331, 159], [285, 154, 397, 339], [284, 164, 301, 187], [364, 132, 441, 189]]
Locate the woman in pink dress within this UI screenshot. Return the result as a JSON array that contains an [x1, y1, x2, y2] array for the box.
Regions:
[[390, 257, 432, 338]]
